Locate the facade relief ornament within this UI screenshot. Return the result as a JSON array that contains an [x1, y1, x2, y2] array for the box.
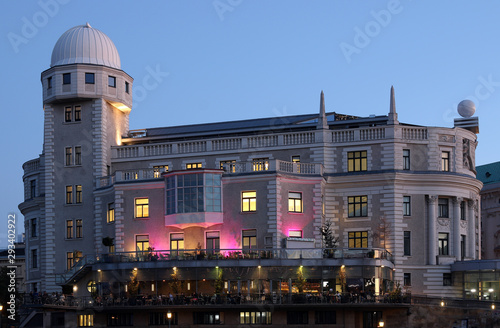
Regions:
[[460, 220, 468, 229], [427, 195, 438, 204], [438, 218, 450, 227]]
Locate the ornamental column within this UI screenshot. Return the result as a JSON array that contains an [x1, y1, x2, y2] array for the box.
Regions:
[[428, 196, 437, 265], [453, 197, 462, 260], [467, 200, 475, 259]]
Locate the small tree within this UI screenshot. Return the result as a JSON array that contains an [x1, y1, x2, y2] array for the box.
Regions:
[[296, 268, 307, 293], [169, 270, 181, 295], [214, 269, 224, 295], [127, 270, 139, 297], [321, 219, 339, 257]]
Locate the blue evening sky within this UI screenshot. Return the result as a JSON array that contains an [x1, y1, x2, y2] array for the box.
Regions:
[[1, 1, 499, 246]]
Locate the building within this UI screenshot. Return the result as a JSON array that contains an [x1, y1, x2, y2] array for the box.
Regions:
[[19, 24, 485, 327], [477, 161, 500, 259]]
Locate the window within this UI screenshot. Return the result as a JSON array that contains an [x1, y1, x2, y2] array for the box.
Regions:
[[85, 73, 95, 84], [166, 173, 222, 214], [287, 311, 308, 325], [438, 233, 449, 255], [288, 192, 303, 213], [404, 273, 411, 286], [193, 312, 221, 325], [170, 233, 184, 256], [63, 73, 71, 84], [460, 201, 466, 220], [404, 231, 411, 256], [107, 313, 132, 326], [441, 151, 450, 171], [65, 106, 72, 122], [242, 191, 257, 212], [65, 147, 73, 166], [153, 165, 168, 178], [30, 180, 36, 198], [125, 81, 130, 93], [252, 158, 269, 171], [149, 312, 178, 325], [315, 311, 336, 324], [107, 203, 115, 223], [348, 196, 368, 217], [47, 76, 52, 89], [74, 105, 81, 121], [289, 230, 302, 238], [108, 76, 116, 87], [403, 149, 410, 170], [76, 185, 82, 203], [78, 314, 93, 327], [443, 273, 452, 286], [186, 162, 202, 169], [348, 150, 367, 172], [438, 198, 449, 218], [31, 249, 38, 269], [135, 198, 149, 218], [136, 235, 149, 253], [242, 229, 257, 250], [74, 146, 81, 165], [76, 219, 83, 238], [66, 252, 74, 269], [403, 196, 411, 216], [220, 160, 236, 173], [291, 155, 300, 163], [206, 231, 220, 254], [31, 218, 37, 238], [66, 186, 73, 204], [461, 235, 466, 260], [348, 231, 368, 248], [240, 311, 272, 325], [66, 220, 74, 239], [363, 311, 383, 328]]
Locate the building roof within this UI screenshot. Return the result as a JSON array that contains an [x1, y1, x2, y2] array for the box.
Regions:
[[476, 161, 500, 185], [51, 23, 121, 69]]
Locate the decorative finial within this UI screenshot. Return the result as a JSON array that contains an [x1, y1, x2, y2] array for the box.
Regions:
[[85, 22, 92, 28], [317, 90, 328, 129], [388, 85, 399, 125]]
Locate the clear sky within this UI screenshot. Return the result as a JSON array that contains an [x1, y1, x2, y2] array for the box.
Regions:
[[1, 1, 500, 247]]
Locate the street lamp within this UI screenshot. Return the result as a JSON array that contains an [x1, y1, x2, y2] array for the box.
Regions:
[[167, 310, 172, 328], [0, 304, 3, 328]]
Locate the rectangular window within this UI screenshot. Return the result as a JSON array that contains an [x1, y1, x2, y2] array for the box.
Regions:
[[443, 273, 452, 286], [404, 231, 411, 256], [85, 73, 95, 84], [404, 273, 411, 286], [348, 231, 368, 248], [348, 150, 367, 172], [242, 229, 257, 250], [149, 312, 178, 325], [289, 230, 302, 238], [75, 146, 81, 165], [403, 196, 411, 216], [31, 249, 38, 269], [107, 313, 132, 326], [461, 235, 466, 260], [135, 198, 149, 218], [291, 155, 300, 163], [438, 198, 449, 218], [242, 191, 257, 212], [136, 235, 149, 253], [153, 165, 169, 178], [288, 192, 302, 213], [65, 147, 73, 166], [170, 233, 184, 256], [107, 203, 115, 223], [252, 158, 269, 171], [63, 73, 71, 84], [287, 311, 308, 325], [76, 219, 83, 238], [75, 185, 82, 204], [74, 105, 81, 121], [31, 218, 37, 238], [348, 196, 368, 217], [66, 252, 74, 269], [460, 201, 466, 220], [439, 233, 449, 255], [206, 231, 220, 255], [66, 186, 73, 204], [66, 220, 73, 239], [239, 311, 272, 325], [220, 160, 236, 173], [30, 180, 36, 198], [47, 76, 52, 89], [441, 151, 450, 171], [78, 314, 93, 327], [403, 149, 410, 170], [108, 76, 116, 87], [186, 162, 202, 170], [193, 312, 221, 325], [125, 81, 130, 93], [65, 106, 72, 122], [315, 311, 336, 324]]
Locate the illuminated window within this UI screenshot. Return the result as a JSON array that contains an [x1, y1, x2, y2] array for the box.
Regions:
[[67, 252, 74, 269], [403, 196, 411, 216], [85, 73, 95, 84], [193, 312, 221, 325], [65, 106, 72, 122], [291, 156, 300, 163], [348, 231, 368, 248], [348, 196, 368, 217], [153, 165, 169, 178], [65, 147, 73, 166], [240, 311, 272, 325], [289, 230, 302, 238], [135, 198, 149, 218], [252, 158, 269, 171], [87, 281, 97, 293], [108, 76, 116, 88], [186, 163, 202, 170], [441, 151, 450, 171], [78, 314, 94, 327], [63, 73, 71, 84], [66, 186, 73, 204], [74, 105, 81, 121], [439, 233, 449, 255], [288, 192, 302, 213], [75, 146, 82, 165], [76, 219, 83, 238], [76, 185, 82, 204], [438, 198, 449, 218], [136, 235, 149, 253], [107, 203, 115, 223], [403, 149, 410, 170], [66, 220, 73, 239], [170, 233, 184, 256], [242, 229, 257, 250], [348, 151, 367, 172], [220, 160, 236, 173], [242, 191, 257, 212]]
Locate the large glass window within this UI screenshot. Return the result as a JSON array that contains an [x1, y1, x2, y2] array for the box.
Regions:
[[348, 151, 367, 172], [136, 235, 149, 253], [348, 231, 368, 248], [438, 198, 449, 218], [403, 149, 410, 170], [439, 233, 449, 255], [166, 173, 222, 214], [242, 191, 257, 212], [403, 196, 411, 216], [441, 151, 450, 171], [348, 196, 368, 217], [288, 192, 302, 213], [242, 229, 257, 250], [135, 198, 149, 218]]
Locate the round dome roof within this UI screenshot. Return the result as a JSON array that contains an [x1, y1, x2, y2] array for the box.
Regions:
[[50, 23, 121, 69]]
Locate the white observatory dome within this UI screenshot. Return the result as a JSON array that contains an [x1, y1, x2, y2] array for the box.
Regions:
[[50, 23, 121, 69]]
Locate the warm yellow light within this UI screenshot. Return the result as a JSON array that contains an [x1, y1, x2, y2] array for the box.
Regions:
[[216, 266, 219, 269], [73, 286, 78, 292], [489, 288, 494, 293], [173, 267, 177, 271], [167, 311, 172, 319], [97, 269, 102, 272], [378, 321, 385, 327], [492, 304, 496, 310], [471, 289, 477, 293], [341, 265, 345, 269], [0, 304, 3, 311], [440, 301, 445, 307], [258, 265, 261, 269], [133, 267, 138, 271]]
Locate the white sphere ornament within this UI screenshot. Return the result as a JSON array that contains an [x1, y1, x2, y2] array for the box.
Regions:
[[457, 99, 476, 118]]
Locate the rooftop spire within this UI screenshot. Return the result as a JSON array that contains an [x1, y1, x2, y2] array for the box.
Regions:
[[388, 85, 399, 125], [318, 90, 328, 129]]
